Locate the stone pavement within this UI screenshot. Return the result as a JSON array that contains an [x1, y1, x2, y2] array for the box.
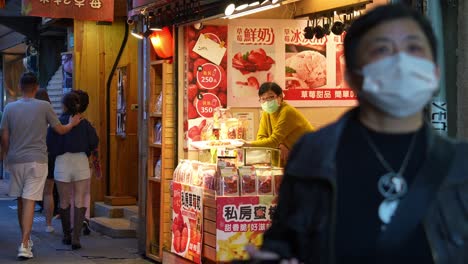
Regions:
[[0, 180, 154, 264]]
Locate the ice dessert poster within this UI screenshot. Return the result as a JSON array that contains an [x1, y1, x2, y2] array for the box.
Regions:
[[283, 22, 357, 107], [228, 19, 357, 107], [228, 21, 277, 107]]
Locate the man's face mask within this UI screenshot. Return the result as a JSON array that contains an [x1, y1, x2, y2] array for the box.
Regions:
[[357, 52, 439, 118]]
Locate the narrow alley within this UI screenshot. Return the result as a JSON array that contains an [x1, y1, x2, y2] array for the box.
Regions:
[[0, 179, 152, 264]]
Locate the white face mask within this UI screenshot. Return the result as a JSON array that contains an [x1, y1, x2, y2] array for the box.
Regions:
[[359, 52, 439, 118]]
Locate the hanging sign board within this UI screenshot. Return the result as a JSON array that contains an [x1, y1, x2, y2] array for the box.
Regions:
[[22, 0, 114, 22]]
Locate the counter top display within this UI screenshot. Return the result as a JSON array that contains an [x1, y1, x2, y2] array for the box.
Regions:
[[171, 146, 283, 263]]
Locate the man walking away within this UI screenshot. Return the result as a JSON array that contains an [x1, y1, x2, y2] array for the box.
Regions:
[[0, 72, 81, 260]]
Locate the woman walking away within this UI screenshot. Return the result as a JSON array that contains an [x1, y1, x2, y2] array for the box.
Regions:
[[35, 89, 56, 233], [47, 92, 99, 250]]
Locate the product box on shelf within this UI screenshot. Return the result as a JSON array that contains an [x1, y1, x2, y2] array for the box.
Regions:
[[219, 167, 239, 197], [255, 167, 274, 196], [239, 166, 257, 196]]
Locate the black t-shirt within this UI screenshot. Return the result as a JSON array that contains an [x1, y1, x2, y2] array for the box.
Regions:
[[335, 116, 434, 264]]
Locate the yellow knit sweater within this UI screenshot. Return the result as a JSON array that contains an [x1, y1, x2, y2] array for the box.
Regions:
[[250, 102, 315, 149]]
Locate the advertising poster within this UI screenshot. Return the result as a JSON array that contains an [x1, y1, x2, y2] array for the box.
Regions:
[[228, 19, 357, 107], [216, 196, 276, 261], [229, 25, 277, 107], [171, 182, 204, 264], [184, 25, 228, 150]]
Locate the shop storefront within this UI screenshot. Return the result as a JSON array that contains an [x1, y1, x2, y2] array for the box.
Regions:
[[129, 0, 386, 263]]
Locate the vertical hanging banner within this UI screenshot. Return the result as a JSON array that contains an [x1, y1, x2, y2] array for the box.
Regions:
[[22, 0, 114, 22], [184, 25, 228, 150], [228, 19, 358, 107], [171, 182, 203, 264]]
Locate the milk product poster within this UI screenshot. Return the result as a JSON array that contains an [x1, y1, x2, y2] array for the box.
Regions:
[[228, 19, 358, 107]]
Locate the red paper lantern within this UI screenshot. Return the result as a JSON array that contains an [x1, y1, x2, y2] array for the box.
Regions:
[[150, 26, 174, 59]]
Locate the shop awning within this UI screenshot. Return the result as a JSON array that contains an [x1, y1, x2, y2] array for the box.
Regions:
[[128, 0, 226, 26]]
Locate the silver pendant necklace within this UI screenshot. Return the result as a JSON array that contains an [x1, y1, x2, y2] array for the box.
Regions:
[[360, 125, 418, 227]]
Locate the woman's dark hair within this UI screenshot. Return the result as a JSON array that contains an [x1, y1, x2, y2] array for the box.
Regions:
[[61, 92, 80, 115], [35, 89, 51, 103], [258, 82, 283, 97], [73, 90, 89, 113], [19, 72, 38, 92], [344, 3, 437, 72]]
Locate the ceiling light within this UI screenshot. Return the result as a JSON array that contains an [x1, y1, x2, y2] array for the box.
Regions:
[[131, 27, 144, 39], [249, 1, 260, 7], [260, 0, 270, 4], [148, 16, 162, 31], [225, 3, 236, 16], [227, 3, 280, 19], [236, 0, 249, 11], [272, 0, 280, 4]]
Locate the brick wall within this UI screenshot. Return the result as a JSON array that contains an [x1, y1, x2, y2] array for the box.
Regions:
[[458, 0, 468, 139]]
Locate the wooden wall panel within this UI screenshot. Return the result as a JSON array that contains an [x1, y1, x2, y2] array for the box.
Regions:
[[74, 19, 140, 207]]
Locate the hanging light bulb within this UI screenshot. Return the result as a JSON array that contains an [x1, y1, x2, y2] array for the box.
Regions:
[[249, 0, 260, 7], [271, 0, 280, 4], [225, 2, 236, 16]]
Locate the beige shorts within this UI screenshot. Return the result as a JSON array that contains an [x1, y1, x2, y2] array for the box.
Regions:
[[8, 162, 48, 201], [54, 152, 90, 183]]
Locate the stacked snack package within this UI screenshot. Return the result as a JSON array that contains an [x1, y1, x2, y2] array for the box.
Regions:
[[182, 160, 193, 184], [272, 167, 284, 196], [236, 117, 247, 140], [199, 163, 217, 191], [239, 166, 257, 196], [173, 160, 183, 183], [256, 167, 274, 195], [226, 118, 239, 140], [219, 167, 239, 196], [190, 161, 201, 186]]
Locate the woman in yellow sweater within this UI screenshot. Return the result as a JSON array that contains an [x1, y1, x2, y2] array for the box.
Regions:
[[243, 82, 315, 162]]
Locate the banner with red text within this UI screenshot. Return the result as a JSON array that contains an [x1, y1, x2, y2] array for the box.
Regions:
[[171, 182, 203, 264], [216, 195, 276, 261], [184, 25, 228, 150], [22, 0, 114, 22], [228, 19, 358, 107]]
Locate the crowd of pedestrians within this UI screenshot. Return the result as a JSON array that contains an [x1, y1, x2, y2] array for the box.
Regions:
[[0, 72, 99, 260]]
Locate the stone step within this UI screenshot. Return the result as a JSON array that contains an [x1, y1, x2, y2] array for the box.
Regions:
[[48, 80, 63, 86], [47, 89, 63, 95], [123, 205, 138, 220], [89, 217, 136, 238], [129, 215, 139, 231], [94, 201, 139, 219]]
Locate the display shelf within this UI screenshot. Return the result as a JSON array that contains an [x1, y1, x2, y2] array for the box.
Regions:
[[150, 112, 162, 118], [146, 252, 162, 262], [149, 143, 162, 148], [145, 57, 176, 261], [150, 60, 164, 66], [148, 177, 161, 183]]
